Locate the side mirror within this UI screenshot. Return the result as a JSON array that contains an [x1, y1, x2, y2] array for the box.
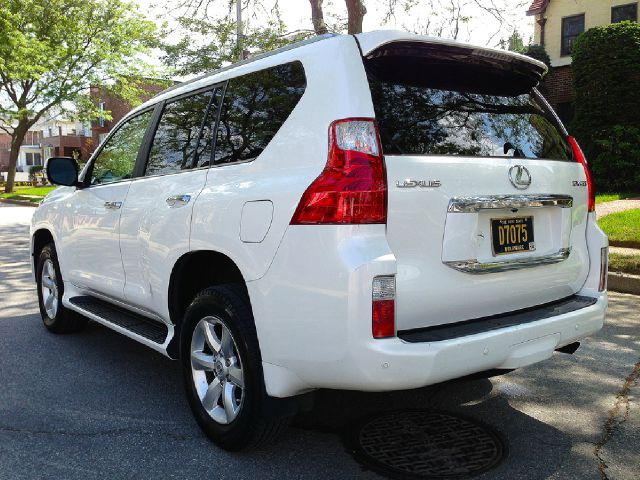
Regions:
[[45, 157, 79, 187]]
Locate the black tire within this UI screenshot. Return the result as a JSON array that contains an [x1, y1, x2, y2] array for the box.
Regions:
[[36, 243, 87, 334], [181, 284, 290, 451]]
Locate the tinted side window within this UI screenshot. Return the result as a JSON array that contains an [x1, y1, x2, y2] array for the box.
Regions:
[[146, 90, 219, 176], [214, 62, 306, 165], [91, 110, 153, 185]]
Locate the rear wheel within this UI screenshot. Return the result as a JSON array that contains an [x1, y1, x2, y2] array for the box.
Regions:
[[181, 285, 290, 451], [36, 243, 87, 333]]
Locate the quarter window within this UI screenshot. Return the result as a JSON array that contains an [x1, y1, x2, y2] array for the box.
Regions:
[[612, 3, 638, 23], [561, 14, 585, 56], [214, 62, 306, 165], [90, 110, 152, 185], [146, 89, 219, 176]]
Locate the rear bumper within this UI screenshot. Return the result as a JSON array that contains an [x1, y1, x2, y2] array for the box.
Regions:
[[251, 224, 607, 398], [261, 293, 606, 397], [333, 293, 606, 392]]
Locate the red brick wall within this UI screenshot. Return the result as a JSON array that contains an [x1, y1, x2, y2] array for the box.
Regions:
[[0, 133, 11, 169], [540, 65, 575, 109], [0, 131, 43, 170], [90, 81, 168, 153]]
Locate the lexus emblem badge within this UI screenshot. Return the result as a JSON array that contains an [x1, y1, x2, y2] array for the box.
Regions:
[[508, 165, 532, 190]]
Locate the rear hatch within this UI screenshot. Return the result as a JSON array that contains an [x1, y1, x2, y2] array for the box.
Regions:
[[358, 33, 591, 331]]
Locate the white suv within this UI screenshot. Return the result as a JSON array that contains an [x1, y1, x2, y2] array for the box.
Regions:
[[31, 31, 608, 450]]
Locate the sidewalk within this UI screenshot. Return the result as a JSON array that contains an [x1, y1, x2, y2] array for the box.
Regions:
[[596, 199, 640, 219]]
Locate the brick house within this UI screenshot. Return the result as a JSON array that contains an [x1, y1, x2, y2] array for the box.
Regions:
[[90, 80, 171, 149], [527, 0, 638, 123], [0, 130, 44, 173], [1, 80, 172, 179]]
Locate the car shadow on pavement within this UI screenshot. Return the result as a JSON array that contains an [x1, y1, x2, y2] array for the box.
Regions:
[[291, 378, 572, 480]]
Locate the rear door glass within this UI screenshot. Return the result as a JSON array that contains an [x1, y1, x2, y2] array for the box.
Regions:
[[146, 89, 219, 176]]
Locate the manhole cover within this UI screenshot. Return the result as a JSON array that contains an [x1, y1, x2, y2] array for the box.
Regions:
[[347, 410, 506, 479]]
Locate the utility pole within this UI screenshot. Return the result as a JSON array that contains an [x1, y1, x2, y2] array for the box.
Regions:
[[236, 0, 244, 60]]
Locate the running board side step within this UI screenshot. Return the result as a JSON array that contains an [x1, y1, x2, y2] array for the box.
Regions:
[[67, 296, 172, 355]]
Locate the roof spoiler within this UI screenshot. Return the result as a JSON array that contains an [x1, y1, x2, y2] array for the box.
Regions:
[[361, 37, 547, 96]]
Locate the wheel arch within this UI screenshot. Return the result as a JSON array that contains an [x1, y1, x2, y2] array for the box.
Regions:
[[31, 228, 55, 275], [167, 250, 250, 358]]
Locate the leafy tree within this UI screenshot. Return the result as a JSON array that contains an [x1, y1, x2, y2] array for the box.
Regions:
[[502, 30, 525, 53], [0, 0, 161, 193], [571, 21, 640, 191], [163, 15, 309, 77]]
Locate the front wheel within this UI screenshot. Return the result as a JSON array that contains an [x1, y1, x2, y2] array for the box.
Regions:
[[181, 285, 290, 451], [36, 243, 87, 333]]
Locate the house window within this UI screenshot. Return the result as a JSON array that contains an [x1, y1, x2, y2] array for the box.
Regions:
[[25, 152, 39, 166], [612, 3, 638, 23], [99, 102, 106, 128], [561, 14, 585, 56]]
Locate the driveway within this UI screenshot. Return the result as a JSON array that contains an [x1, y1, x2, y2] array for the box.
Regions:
[[1, 204, 638, 480]]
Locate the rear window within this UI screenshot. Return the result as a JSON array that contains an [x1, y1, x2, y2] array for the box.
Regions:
[[365, 46, 572, 161]]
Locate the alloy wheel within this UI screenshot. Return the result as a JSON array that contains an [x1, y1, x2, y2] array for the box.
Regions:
[[190, 316, 245, 425], [41, 259, 59, 318]]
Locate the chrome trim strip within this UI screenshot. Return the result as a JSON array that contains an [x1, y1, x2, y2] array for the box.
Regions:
[[444, 248, 571, 274], [448, 194, 573, 213]]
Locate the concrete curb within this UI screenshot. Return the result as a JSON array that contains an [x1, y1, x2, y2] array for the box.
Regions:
[[608, 272, 640, 296], [0, 198, 39, 208]]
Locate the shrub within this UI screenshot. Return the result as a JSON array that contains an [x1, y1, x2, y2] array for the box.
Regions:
[[571, 22, 640, 191], [592, 125, 640, 192], [523, 44, 551, 68], [28, 165, 44, 184]]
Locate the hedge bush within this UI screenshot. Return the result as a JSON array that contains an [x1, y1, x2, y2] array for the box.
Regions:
[[523, 44, 551, 68], [571, 21, 640, 192]]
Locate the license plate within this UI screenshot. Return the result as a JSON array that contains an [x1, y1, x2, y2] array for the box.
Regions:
[[491, 217, 535, 256]]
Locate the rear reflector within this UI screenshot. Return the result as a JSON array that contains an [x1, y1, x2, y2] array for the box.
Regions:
[[372, 276, 395, 338], [568, 137, 595, 212], [290, 118, 387, 225], [599, 247, 608, 292]]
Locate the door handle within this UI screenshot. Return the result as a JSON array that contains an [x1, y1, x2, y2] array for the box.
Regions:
[[166, 194, 191, 208], [104, 201, 122, 210]]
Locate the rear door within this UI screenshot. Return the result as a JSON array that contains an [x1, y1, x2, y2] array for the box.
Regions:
[[119, 86, 222, 318], [361, 36, 590, 331]]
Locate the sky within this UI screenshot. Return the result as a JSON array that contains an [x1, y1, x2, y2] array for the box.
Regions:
[[137, 0, 534, 51]]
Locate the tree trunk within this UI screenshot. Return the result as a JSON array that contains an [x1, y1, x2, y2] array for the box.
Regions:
[[345, 0, 366, 34], [5, 121, 30, 194], [309, 0, 329, 35]]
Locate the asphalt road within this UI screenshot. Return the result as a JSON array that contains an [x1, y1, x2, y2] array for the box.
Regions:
[[1, 203, 638, 480]]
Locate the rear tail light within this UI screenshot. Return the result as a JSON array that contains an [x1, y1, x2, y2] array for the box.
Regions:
[[372, 276, 395, 338], [568, 137, 595, 212], [290, 118, 387, 225], [599, 247, 608, 292]]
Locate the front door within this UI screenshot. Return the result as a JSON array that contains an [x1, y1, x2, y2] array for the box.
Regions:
[[60, 110, 154, 300]]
